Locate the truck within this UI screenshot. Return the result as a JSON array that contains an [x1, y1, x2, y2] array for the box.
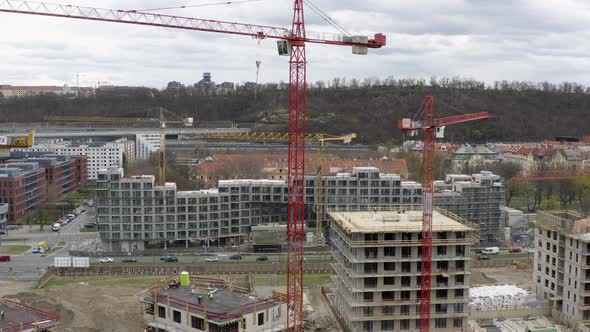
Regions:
[[481, 247, 500, 255], [38, 241, 47, 250]]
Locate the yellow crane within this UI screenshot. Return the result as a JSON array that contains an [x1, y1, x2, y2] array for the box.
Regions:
[[44, 108, 193, 184], [0, 130, 35, 149], [193, 131, 357, 245]]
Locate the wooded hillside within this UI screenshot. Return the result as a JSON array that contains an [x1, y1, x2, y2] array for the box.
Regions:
[[2, 77, 589, 145]]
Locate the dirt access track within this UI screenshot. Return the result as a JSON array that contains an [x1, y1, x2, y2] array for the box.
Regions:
[[0, 277, 158, 332]]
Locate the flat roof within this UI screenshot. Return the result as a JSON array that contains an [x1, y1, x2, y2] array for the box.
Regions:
[[0, 300, 59, 330], [152, 287, 280, 323], [329, 210, 475, 233]]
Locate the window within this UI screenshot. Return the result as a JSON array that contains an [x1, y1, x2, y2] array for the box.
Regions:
[[158, 306, 166, 319], [435, 318, 447, 328], [382, 320, 395, 331], [258, 312, 264, 326], [453, 318, 463, 328], [173, 310, 181, 323], [399, 320, 410, 330]]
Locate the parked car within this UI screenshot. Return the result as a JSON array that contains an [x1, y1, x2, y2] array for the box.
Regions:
[[160, 256, 178, 262], [204, 257, 219, 262], [0, 256, 10, 262], [66, 214, 76, 220], [481, 247, 500, 255], [55, 220, 64, 225], [509, 248, 522, 253], [474, 249, 483, 254], [256, 256, 269, 262], [229, 254, 242, 260], [32, 247, 40, 254], [122, 257, 137, 263], [478, 255, 490, 261], [99, 257, 114, 263], [84, 223, 97, 229], [51, 224, 61, 232]]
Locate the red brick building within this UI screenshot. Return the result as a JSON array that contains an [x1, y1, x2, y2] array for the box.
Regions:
[[0, 155, 88, 222], [0, 163, 47, 222]]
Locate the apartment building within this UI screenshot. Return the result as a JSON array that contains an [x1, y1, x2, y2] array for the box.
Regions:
[[0, 85, 93, 98], [329, 210, 477, 332], [0, 203, 7, 234], [96, 166, 423, 251], [434, 171, 504, 243], [144, 282, 286, 332], [13, 139, 127, 180], [533, 211, 590, 330], [136, 134, 160, 160], [0, 163, 47, 222], [6, 155, 87, 197]]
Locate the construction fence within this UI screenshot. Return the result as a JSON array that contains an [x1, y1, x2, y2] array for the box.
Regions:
[[51, 262, 331, 276]]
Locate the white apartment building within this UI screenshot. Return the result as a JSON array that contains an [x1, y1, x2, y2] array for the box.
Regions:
[[534, 211, 590, 331], [0, 203, 7, 235], [136, 134, 161, 160], [13, 139, 128, 180]]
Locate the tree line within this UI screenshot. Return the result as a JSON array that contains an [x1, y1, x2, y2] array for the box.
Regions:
[[2, 76, 590, 145]]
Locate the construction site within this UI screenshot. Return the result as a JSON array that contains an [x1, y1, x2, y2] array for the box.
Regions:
[[0, 0, 585, 332]]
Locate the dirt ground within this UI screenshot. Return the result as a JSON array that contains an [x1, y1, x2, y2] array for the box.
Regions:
[[1, 279, 153, 331], [304, 288, 340, 332], [472, 266, 535, 292]]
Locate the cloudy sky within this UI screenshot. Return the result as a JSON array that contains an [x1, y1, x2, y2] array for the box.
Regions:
[[1, 0, 590, 88]]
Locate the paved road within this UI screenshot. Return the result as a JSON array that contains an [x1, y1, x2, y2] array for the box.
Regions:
[[0, 207, 99, 280], [91, 253, 334, 265]]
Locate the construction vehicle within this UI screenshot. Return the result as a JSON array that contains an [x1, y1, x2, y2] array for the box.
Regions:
[[1, 1, 386, 329], [0, 130, 34, 149], [398, 96, 490, 331], [45, 108, 192, 184], [193, 132, 357, 246]]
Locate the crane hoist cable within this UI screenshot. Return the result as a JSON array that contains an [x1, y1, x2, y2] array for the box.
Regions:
[[132, 0, 263, 12]]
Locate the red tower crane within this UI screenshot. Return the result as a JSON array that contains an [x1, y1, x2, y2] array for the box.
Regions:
[[0, 1, 386, 330], [398, 96, 490, 331]]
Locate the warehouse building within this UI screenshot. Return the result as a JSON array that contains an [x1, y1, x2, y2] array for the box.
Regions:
[[533, 211, 590, 330], [329, 209, 477, 332]]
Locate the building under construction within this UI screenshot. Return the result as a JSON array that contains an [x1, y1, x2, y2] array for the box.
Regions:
[[329, 209, 477, 332], [0, 299, 60, 332], [434, 171, 504, 243], [143, 275, 286, 332]]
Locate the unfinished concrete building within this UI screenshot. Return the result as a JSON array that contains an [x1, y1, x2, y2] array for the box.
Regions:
[[143, 277, 286, 332], [534, 211, 590, 330], [434, 171, 504, 243], [329, 209, 477, 332]]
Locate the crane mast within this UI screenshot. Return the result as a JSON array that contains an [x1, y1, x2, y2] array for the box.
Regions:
[[286, 1, 306, 329], [398, 96, 490, 331]]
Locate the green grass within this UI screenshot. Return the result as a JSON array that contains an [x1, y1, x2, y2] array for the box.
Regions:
[[40, 246, 64, 257], [79, 227, 97, 233], [43, 275, 162, 288], [58, 241, 66, 246], [251, 273, 331, 288], [0, 245, 31, 255]]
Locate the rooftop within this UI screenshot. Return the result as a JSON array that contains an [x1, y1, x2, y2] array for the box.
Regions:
[[329, 210, 476, 233], [150, 286, 280, 323], [0, 299, 59, 331]]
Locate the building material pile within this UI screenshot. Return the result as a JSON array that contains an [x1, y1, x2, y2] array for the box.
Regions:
[[470, 285, 528, 310]]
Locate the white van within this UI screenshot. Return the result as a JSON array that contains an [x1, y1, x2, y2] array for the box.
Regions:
[[481, 247, 500, 255], [51, 223, 61, 232]]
